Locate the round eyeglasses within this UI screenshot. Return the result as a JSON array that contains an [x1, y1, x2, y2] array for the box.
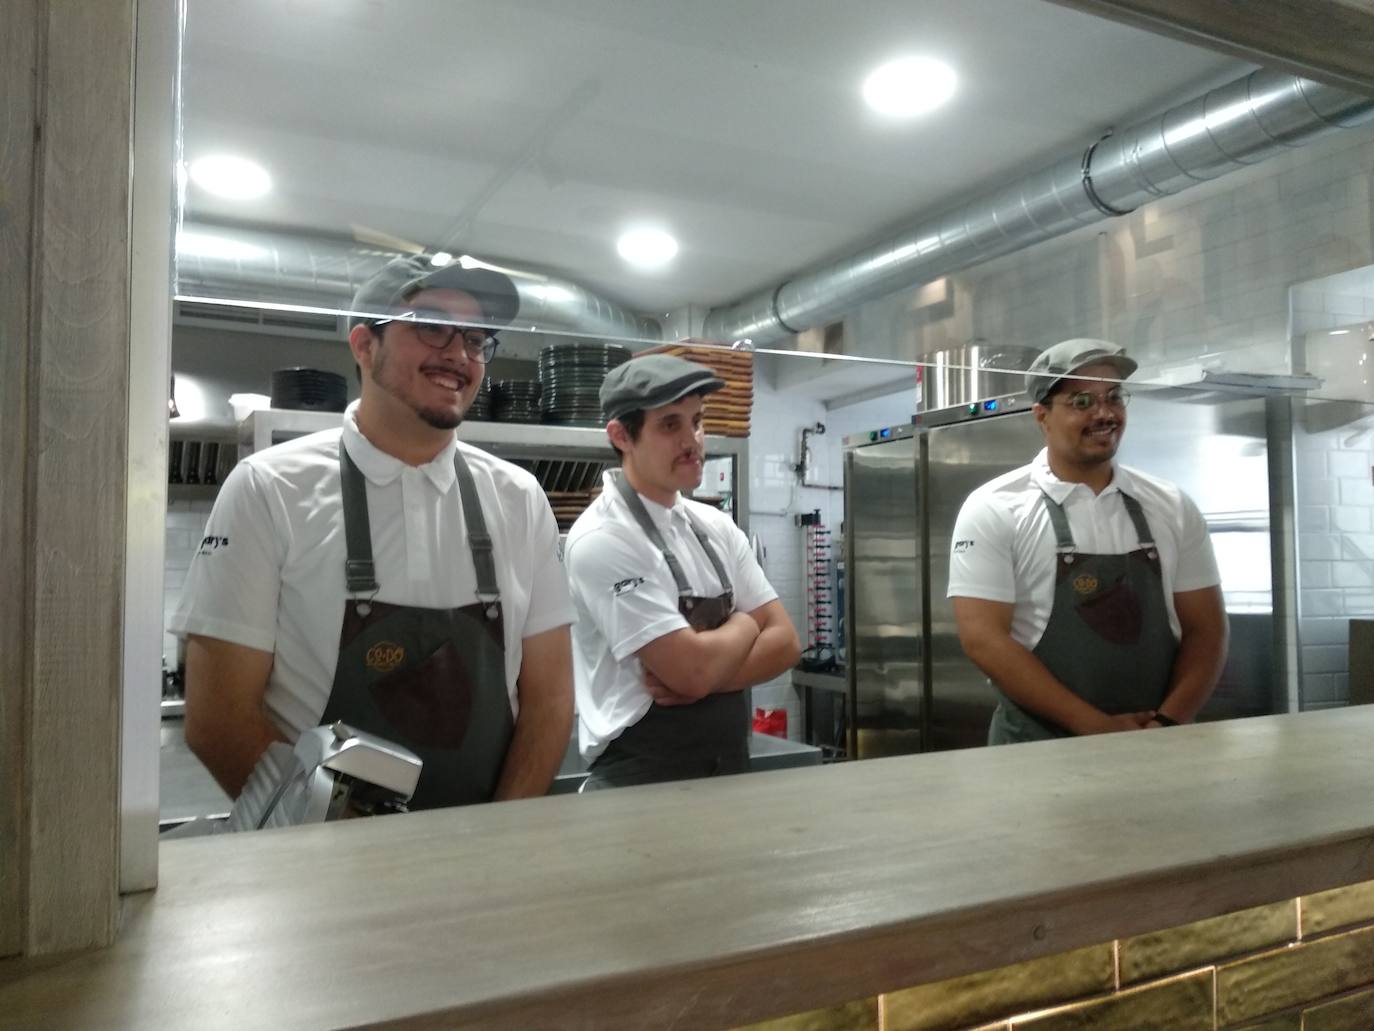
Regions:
[[1059, 387, 1130, 412], [372, 316, 499, 364]]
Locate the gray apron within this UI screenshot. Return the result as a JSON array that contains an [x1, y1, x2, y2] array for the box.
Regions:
[[582, 472, 748, 790], [319, 441, 512, 809], [988, 489, 1178, 745]]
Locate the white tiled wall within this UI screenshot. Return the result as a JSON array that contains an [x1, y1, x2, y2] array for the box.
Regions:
[[1294, 402, 1374, 709]]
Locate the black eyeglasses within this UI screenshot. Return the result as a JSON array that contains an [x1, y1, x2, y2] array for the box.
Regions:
[[1059, 387, 1130, 412], [372, 314, 499, 364]]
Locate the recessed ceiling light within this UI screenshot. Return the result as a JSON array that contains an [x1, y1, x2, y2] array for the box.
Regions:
[[862, 57, 957, 118], [1330, 329, 1351, 336], [617, 227, 678, 268], [188, 154, 272, 200], [176, 230, 266, 261], [430, 251, 453, 267]]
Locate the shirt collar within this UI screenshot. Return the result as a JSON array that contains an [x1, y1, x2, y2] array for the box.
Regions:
[[1029, 447, 1125, 502], [601, 469, 688, 532], [341, 401, 459, 492]]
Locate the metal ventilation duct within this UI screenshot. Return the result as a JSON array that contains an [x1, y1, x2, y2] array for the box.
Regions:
[[703, 69, 1374, 347], [175, 224, 662, 342]]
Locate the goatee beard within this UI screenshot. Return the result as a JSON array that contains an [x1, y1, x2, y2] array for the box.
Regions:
[[417, 407, 462, 431]]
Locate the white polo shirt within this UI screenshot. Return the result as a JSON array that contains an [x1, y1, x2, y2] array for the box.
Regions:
[[170, 402, 575, 743], [564, 472, 778, 763], [947, 448, 1219, 649]]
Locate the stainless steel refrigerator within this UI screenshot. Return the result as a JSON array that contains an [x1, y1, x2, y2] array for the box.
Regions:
[[843, 390, 1285, 759]]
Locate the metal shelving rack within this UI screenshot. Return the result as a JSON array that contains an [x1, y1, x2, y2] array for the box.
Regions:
[[238, 410, 751, 532]]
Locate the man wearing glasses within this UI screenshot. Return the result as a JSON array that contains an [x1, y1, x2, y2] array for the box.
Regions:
[[948, 339, 1227, 745], [173, 256, 575, 827]]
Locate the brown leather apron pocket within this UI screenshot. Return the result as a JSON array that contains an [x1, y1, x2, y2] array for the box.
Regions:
[[1073, 576, 1143, 646], [367, 639, 473, 748]]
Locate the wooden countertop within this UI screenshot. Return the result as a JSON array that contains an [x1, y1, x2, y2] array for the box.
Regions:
[[4, 708, 1374, 1030]]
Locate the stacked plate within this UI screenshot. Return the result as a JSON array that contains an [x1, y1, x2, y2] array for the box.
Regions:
[[270, 368, 348, 412], [466, 381, 493, 421], [491, 380, 543, 423], [537, 342, 632, 426]]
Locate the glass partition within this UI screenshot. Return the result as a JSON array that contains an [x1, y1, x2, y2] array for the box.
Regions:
[[160, 0, 1374, 832]]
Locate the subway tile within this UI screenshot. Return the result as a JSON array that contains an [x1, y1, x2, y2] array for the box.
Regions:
[[730, 997, 879, 1031], [1119, 900, 1296, 985], [1331, 562, 1374, 589], [882, 944, 1113, 1031], [1299, 506, 1331, 532], [1303, 645, 1349, 674], [1010, 969, 1212, 1031], [1330, 452, 1372, 479], [1302, 674, 1337, 704], [1339, 478, 1374, 506], [1216, 924, 1374, 1024], [1301, 618, 1350, 646], [1302, 879, 1374, 937], [1303, 986, 1374, 1031], [1302, 590, 1346, 617], [1301, 562, 1333, 588]]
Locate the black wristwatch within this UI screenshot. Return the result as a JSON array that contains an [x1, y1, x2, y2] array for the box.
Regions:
[[1153, 711, 1181, 727]]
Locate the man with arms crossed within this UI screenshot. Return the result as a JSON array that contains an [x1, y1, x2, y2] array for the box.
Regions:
[[172, 256, 575, 827], [565, 354, 801, 788], [949, 339, 1228, 745]]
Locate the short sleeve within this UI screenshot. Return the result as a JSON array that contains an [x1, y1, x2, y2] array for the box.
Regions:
[[946, 490, 1018, 603], [168, 460, 285, 653], [565, 529, 689, 662], [722, 520, 778, 614], [519, 486, 577, 639], [1170, 490, 1221, 592]]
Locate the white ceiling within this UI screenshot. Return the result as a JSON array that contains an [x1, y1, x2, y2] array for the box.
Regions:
[[181, 0, 1248, 315]]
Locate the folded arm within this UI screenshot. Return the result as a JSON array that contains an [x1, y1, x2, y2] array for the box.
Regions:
[[636, 611, 761, 702]]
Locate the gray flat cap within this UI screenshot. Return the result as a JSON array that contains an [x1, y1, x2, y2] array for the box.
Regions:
[[600, 354, 726, 422], [1026, 338, 1138, 403], [349, 255, 520, 330]]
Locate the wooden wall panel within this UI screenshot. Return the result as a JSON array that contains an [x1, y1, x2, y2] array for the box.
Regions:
[[0, 0, 41, 961], [24, 0, 137, 954]]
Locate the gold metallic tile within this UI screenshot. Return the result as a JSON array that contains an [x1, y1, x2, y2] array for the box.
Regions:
[[1120, 899, 1296, 985], [1304, 986, 1374, 1031], [1216, 924, 1374, 1025], [1008, 969, 1212, 1031], [730, 997, 879, 1031], [881, 944, 1113, 1031], [1302, 879, 1374, 937], [1229, 1016, 1301, 1031]]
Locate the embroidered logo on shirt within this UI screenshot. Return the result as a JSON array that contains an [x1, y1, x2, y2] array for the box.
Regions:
[[197, 535, 229, 555], [364, 641, 406, 673], [953, 539, 974, 553], [612, 576, 646, 597], [1072, 573, 1099, 595]]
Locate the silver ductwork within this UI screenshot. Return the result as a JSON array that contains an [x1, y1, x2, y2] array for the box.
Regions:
[[175, 224, 662, 342], [703, 69, 1374, 347]]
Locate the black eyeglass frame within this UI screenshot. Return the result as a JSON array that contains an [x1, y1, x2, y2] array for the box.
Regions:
[[370, 315, 500, 364]]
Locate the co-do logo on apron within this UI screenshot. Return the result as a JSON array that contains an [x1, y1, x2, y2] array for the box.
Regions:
[[364, 641, 406, 673], [1072, 573, 1099, 596]]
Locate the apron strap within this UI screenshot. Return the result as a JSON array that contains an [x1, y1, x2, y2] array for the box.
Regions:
[[1039, 492, 1076, 555], [340, 443, 380, 594], [1039, 487, 1159, 555], [338, 439, 501, 605], [1117, 491, 1157, 548], [610, 471, 733, 599], [452, 447, 500, 604]]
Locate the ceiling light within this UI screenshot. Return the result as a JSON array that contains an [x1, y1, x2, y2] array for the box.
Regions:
[[617, 227, 678, 268], [176, 230, 266, 261], [187, 154, 271, 200], [1330, 329, 1351, 335], [862, 57, 957, 118], [430, 252, 453, 267]]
